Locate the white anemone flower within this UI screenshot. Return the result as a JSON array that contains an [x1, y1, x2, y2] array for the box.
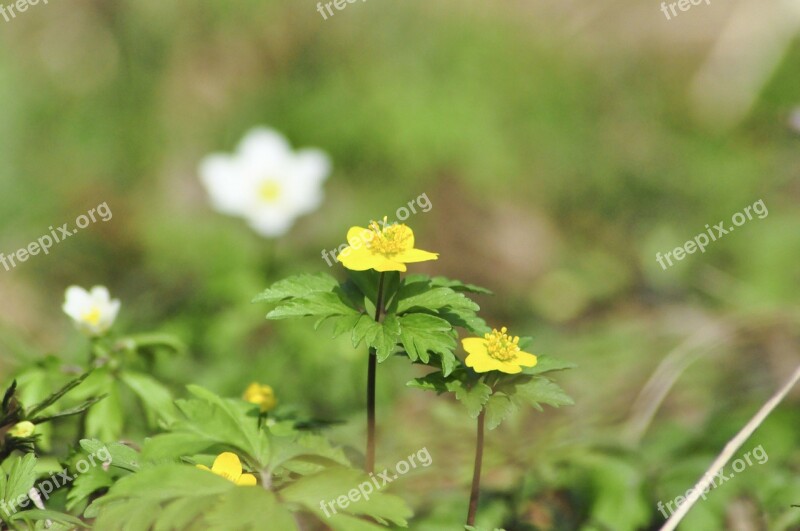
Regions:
[[62, 286, 121, 337], [199, 127, 331, 237]]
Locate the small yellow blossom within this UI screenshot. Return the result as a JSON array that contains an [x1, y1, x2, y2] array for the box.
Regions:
[[8, 421, 35, 438], [243, 383, 277, 413], [196, 452, 257, 486], [462, 327, 537, 374], [337, 218, 438, 272]]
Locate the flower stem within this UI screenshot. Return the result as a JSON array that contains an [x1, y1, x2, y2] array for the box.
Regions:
[[366, 272, 386, 474], [466, 409, 486, 527]]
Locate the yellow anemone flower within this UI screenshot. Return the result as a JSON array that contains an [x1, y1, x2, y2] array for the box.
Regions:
[[462, 327, 537, 374], [337, 218, 438, 272], [196, 452, 257, 486], [8, 421, 35, 438], [243, 383, 277, 413]]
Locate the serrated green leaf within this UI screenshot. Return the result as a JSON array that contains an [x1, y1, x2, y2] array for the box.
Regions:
[[66, 465, 113, 511], [279, 467, 412, 527], [204, 487, 295, 530], [398, 313, 456, 364], [3, 453, 37, 507], [485, 393, 516, 430], [508, 378, 574, 411], [447, 381, 492, 418], [397, 285, 479, 314], [266, 292, 359, 321], [370, 315, 401, 362], [253, 273, 339, 303], [351, 314, 381, 349]]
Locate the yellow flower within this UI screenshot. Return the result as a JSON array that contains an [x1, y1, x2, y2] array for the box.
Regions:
[[8, 421, 35, 438], [196, 452, 257, 486], [337, 218, 438, 272], [462, 327, 538, 374], [243, 383, 277, 413]]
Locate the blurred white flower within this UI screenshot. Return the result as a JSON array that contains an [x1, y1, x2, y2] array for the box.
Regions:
[[789, 108, 800, 134], [62, 285, 120, 337], [199, 127, 331, 237]]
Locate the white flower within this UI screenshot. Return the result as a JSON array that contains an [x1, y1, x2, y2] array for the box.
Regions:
[[62, 285, 120, 337], [199, 127, 331, 237]]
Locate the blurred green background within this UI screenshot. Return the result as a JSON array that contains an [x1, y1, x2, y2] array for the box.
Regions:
[[0, 1, 799, 529]]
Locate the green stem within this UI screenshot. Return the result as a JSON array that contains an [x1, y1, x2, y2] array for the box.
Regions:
[[366, 272, 386, 474], [466, 409, 486, 527]]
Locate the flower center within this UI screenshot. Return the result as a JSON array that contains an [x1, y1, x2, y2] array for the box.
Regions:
[[366, 219, 411, 256], [484, 327, 520, 361], [258, 181, 281, 203], [82, 307, 102, 326]]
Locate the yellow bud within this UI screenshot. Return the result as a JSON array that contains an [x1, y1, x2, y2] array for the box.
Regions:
[[9, 421, 35, 438], [242, 383, 277, 413]]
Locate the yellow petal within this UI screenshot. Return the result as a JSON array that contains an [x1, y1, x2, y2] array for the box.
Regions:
[[337, 246, 384, 271], [347, 226, 374, 246], [517, 351, 538, 368], [372, 259, 407, 272], [211, 452, 243, 479], [465, 352, 509, 373], [393, 248, 438, 264], [196, 464, 212, 472], [461, 337, 488, 358], [236, 473, 258, 486]]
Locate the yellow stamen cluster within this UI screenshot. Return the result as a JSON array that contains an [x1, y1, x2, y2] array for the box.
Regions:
[[258, 181, 281, 203], [82, 307, 102, 326], [366, 218, 410, 256], [484, 327, 520, 361]]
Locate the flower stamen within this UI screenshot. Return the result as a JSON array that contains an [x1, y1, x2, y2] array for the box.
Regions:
[[484, 327, 520, 361], [366, 217, 411, 256]]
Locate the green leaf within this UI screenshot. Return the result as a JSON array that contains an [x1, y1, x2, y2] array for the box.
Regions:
[[253, 273, 339, 303], [351, 314, 381, 349], [484, 393, 516, 430], [430, 276, 493, 295], [448, 381, 492, 419], [398, 313, 456, 364], [369, 314, 401, 362], [204, 488, 295, 530], [3, 453, 37, 507], [397, 285, 479, 314], [521, 354, 577, 376], [266, 292, 359, 320], [508, 378, 574, 411], [66, 465, 114, 511], [30, 395, 107, 424], [120, 371, 178, 425], [85, 378, 123, 442], [80, 439, 140, 472], [279, 467, 412, 527], [10, 509, 88, 527]]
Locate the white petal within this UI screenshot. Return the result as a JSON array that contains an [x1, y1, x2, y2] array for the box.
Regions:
[[293, 149, 331, 186], [199, 155, 251, 216], [89, 286, 110, 303], [63, 286, 91, 318], [245, 208, 296, 237], [237, 127, 293, 170]]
